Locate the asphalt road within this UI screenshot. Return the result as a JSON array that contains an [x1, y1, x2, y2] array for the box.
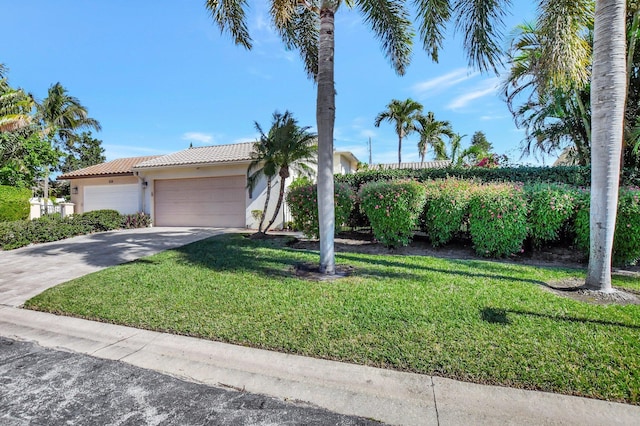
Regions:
[[0, 337, 379, 425]]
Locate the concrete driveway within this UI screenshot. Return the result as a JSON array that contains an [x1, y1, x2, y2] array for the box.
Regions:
[[0, 227, 227, 307]]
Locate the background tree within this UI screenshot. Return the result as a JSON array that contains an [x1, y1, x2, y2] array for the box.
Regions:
[[374, 99, 423, 165], [59, 131, 106, 174], [416, 111, 454, 163], [470, 131, 493, 153]]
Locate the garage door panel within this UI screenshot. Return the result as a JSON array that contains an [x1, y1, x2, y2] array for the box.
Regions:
[[154, 176, 245, 227], [84, 184, 139, 215]]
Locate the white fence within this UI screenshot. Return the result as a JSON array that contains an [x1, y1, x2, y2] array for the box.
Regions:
[[29, 198, 75, 220]]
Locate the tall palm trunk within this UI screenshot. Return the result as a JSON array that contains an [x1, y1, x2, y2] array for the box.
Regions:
[[397, 132, 403, 165], [585, 0, 626, 291], [317, 4, 336, 274], [258, 176, 272, 233], [264, 168, 289, 233]]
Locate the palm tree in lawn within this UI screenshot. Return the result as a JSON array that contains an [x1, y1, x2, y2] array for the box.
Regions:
[[416, 111, 454, 164], [204, 0, 552, 274], [586, 0, 627, 292], [374, 99, 423, 165]]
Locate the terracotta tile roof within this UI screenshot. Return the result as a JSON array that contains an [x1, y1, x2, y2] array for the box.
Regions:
[[58, 155, 161, 179], [134, 143, 254, 169], [368, 160, 452, 170]]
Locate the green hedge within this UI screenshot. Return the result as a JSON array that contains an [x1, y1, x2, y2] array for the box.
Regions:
[[0, 185, 31, 222], [286, 182, 355, 239], [0, 210, 152, 250], [337, 165, 640, 188], [575, 187, 640, 266], [360, 180, 426, 248], [524, 183, 578, 247], [420, 178, 475, 246]]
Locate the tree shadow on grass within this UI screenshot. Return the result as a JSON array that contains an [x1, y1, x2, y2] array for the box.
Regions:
[[336, 252, 550, 286], [480, 306, 640, 330]]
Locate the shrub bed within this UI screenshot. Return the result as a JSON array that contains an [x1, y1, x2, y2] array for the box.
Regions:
[[0, 210, 152, 250], [525, 183, 578, 247], [575, 187, 640, 265], [421, 178, 476, 246], [286, 182, 354, 239], [468, 183, 529, 257], [359, 180, 426, 248], [0, 185, 31, 222]]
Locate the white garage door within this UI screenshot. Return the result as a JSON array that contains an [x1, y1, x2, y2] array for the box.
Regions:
[[154, 176, 245, 227], [84, 184, 139, 214]]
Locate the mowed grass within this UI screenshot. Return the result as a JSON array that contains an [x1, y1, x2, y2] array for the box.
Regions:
[[25, 234, 640, 404]]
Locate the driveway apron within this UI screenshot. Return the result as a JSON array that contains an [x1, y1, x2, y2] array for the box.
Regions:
[[0, 227, 226, 307]]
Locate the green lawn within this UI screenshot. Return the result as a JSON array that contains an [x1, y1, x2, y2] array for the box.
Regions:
[[25, 234, 640, 404]]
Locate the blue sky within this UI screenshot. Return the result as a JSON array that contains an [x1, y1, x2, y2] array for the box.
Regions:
[[2, 1, 545, 165]]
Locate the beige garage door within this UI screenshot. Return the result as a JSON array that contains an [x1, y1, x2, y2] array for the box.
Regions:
[[154, 176, 246, 227]]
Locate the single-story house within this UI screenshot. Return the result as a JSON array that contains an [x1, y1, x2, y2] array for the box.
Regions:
[[58, 143, 359, 229]]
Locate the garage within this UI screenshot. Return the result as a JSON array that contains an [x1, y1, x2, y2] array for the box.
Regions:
[[84, 184, 139, 214], [154, 176, 246, 227]]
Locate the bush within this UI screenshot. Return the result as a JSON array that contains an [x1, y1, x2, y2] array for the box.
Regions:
[[336, 165, 640, 189], [525, 183, 578, 247], [468, 183, 528, 257], [0, 215, 93, 250], [75, 209, 122, 232], [420, 178, 476, 246], [121, 212, 152, 229], [0, 185, 30, 222], [575, 187, 640, 265], [286, 182, 355, 239], [360, 180, 426, 248]]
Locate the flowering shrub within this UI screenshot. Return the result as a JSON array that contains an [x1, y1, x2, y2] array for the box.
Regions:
[[468, 183, 528, 257], [360, 180, 426, 248], [420, 178, 476, 246], [121, 212, 152, 229], [286, 182, 354, 239], [525, 183, 577, 247], [575, 187, 640, 265]]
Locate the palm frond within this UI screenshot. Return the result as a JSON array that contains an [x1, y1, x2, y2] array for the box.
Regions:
[[537, 0, 593, 90], [275, 3, 320, 79], [453, 0, 511, 73], [413, 0, 451, 62], [205, 0, 253, 49], [356, 0, 414, 75]]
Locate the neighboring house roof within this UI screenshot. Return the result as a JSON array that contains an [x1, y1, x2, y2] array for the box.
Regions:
[[58, 155, 162, 180], [368, 160, 452, 170], [134, 143, 254, 169]]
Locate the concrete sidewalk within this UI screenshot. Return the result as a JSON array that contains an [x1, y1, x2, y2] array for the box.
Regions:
[[1, 306, 638, 425]]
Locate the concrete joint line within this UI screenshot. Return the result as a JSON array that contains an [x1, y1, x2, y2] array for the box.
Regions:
[[430, 376, 440, 425], [90, 331, 143, 358]]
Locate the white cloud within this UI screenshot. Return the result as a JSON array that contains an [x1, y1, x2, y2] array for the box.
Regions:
[[447, 78, 500, 110], [412, 68, 479, 96], [480, 114, 508, 121], [360, 129, 376, 138], [182, 132, 214, 144]]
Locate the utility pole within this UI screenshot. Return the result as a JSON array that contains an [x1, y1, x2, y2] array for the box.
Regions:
[[368, 137, 372, 165]]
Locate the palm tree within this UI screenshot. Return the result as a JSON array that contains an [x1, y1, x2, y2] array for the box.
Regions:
[[248, 111, 317, 235], [37, 82, 101, 140], [203, 0, 561, 274], [415, 111, 454, 163], [586, 0, 627, 292], [374, 98, 423, 165], [0, 69, 34, 133]]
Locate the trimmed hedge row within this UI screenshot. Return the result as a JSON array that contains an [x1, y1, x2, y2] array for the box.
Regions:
[[0, 210, 152, 250], [286, 179, 640, 265], [0, 185, 31, 222], [336, 165, 640, 189]]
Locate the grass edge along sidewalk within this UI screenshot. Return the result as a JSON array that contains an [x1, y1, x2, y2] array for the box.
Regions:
[[24, 234, 640, 405]]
